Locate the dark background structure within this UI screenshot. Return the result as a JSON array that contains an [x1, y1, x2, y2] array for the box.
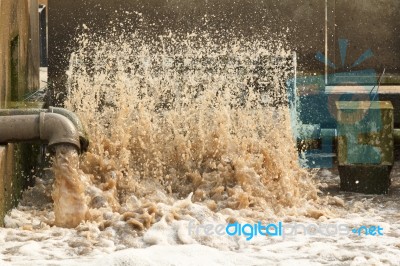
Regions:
[[48, 0, 400, 105]]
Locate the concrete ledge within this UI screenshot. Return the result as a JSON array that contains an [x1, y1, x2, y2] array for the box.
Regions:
[[0, 145, 14, 226]]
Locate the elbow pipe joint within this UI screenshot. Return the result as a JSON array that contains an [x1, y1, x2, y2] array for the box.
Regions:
[[39, 112, 81, 153], [47, 107, 89, 152]]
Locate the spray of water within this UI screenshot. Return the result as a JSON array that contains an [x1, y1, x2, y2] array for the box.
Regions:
[[54, 26, 323, 229]]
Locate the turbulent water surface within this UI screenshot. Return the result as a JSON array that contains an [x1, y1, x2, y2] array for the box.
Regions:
[[1, 25, 400, 265]]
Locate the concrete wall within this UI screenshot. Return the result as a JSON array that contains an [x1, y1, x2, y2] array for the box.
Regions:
[[47, 0, 400, 105], [0, 0, 40, 224], [328, 0, 400, 83], [47, 0, 326, 105], [0, 143, 38, 226], [0, 146, 13, 226], [0, 0, 39, 107]]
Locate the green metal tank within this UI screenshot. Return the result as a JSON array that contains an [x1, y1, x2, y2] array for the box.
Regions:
[[336, 101, 394, 194]]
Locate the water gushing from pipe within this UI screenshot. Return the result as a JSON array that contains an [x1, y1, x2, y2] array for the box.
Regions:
[[52, 145, 88, 228], [0, 108, 89, 228]]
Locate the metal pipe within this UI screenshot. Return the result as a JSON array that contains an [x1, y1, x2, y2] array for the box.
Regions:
[[0, 115, 40, 142], [0, 112, 82, 153], [0, 107, 89, 152], [48, 107, 89, 152], [40, 113, 81, 151]]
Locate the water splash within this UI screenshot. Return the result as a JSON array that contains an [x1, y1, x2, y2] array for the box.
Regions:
[[59, 27, 323, 230]]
